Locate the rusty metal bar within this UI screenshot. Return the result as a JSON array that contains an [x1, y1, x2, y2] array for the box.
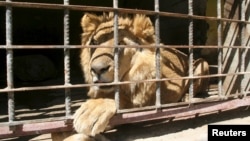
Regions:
[[0, 45, 249, 49], [217, 0, 224, 99], [6, 0, 15, 124], [0, 91, 249, 127], [1, 72, 250, 93], [110, 96, 250, 126], [154, 0, 161, 108], [113, 0, 120, 110], [0, 120, 73, 139], [1, 96, 249, 139], [0, 1, 249, 139], [116, 92, 250, 113], [0, 116, 72, 127], [0, 1, 250, 24], [240, 0, 247, 97], [188, 0, 194, 103], [63, 0, 72, 120]]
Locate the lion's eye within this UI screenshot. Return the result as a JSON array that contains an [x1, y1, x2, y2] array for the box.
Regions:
[[100, 65, 110, 73], [91, 65, 110, 75]]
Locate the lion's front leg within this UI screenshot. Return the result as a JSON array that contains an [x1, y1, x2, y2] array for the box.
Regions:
[[73, 98, 116, 136], [193, 58, 210, 95]]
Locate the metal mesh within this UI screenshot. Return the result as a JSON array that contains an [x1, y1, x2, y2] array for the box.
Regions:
[[0, 0, 249, 138]]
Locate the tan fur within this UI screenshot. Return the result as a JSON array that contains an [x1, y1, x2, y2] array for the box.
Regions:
[[68, 13, 209, 140]]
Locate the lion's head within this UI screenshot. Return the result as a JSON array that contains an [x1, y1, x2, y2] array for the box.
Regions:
[[80, 13, 157, 98], [80, 13, 209, 107]]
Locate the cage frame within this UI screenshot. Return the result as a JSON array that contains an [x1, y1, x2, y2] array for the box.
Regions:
[[0, 0, 250, 139]]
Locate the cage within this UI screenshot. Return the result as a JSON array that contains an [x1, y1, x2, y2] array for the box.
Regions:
[[0, 0, 249, 140]]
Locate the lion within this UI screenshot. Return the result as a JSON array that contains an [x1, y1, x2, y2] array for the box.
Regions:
[[64, 13, 209, 141]]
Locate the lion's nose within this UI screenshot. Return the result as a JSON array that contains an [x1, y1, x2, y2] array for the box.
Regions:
[[91, 62, 110, 75]]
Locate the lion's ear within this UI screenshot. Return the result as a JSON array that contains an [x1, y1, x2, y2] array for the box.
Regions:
[[81, 13, 101, 33], [132, 15, 155, 40], [81, 13, 101, 45]]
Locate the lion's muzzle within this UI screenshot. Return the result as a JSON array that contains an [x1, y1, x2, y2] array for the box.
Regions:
[[90, 54, 114, 91]]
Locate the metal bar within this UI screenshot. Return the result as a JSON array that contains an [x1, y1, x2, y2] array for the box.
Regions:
[[113, 0, 120, 110], [6, 0, 15, 124], [0, 92, 248, 128], [110, 96, 250, 127], [0, 92, 248, 127], [1, 96, 249, 139], [217, 0, 224, 99], [1, 72, 250, 93], [0, 120, 73, 139], [0, 117, 72, 127], [240, 0, 247, 97], [116, 93, 250, 113], [0, 1, 249, 139], [63, 0, 71, 119], [0, 1, 250, 24], [188, 0, 194, 103], [154, 0, 161, 108], [0, 45, 249, 49]]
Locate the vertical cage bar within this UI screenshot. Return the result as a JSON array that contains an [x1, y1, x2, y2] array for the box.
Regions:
[[6, 0, 15, 123], [113, 0, 120, 110], [64, 0, 71, 117], [217, 0, 223, 99], [154, 0, 161, 108], [240, 0, 246, 97], [188, 0, 194, 103]]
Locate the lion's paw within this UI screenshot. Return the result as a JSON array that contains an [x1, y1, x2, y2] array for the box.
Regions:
[[73, 99, 116, 136], [63, 133, 110, 141]]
